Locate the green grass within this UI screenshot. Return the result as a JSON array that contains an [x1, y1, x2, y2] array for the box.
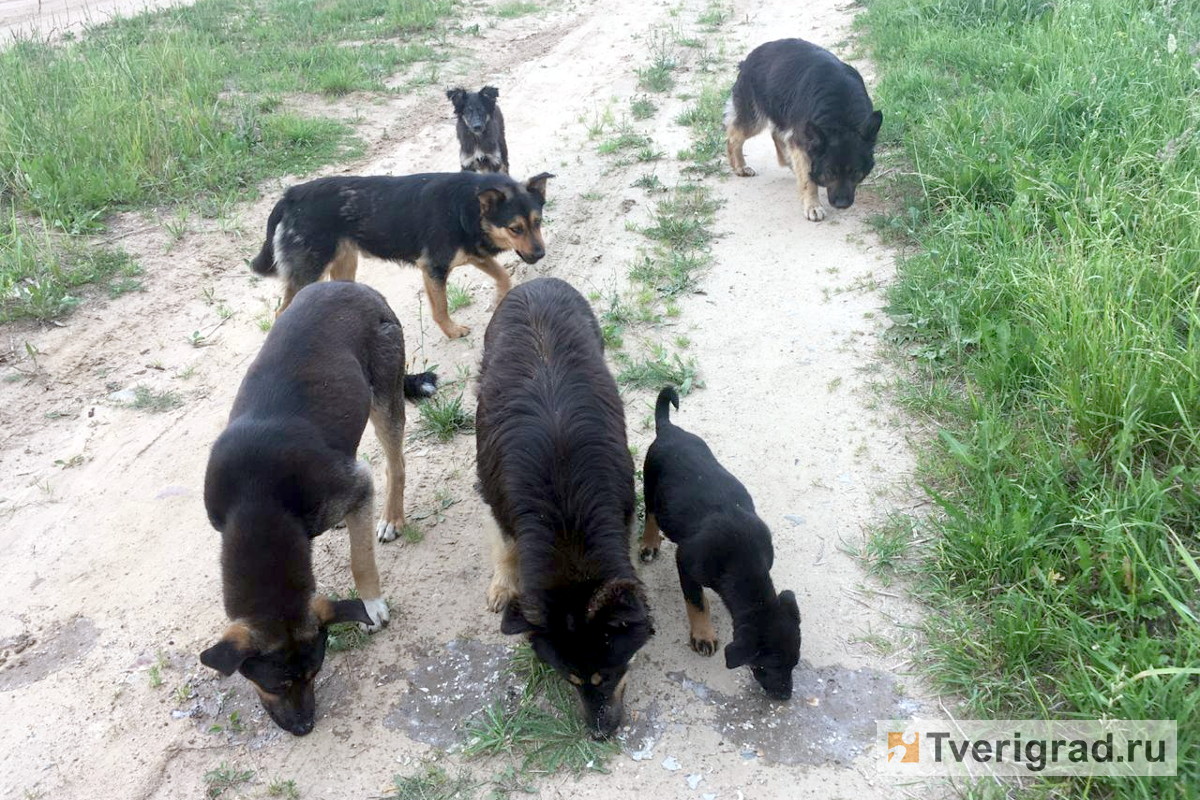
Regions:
[[490, 0, 540, 18], [131, 386, 184, 412], [266, 778, 300, 799], [675, 82, 728, 174], [464, 645, 619, 774], [597, 127, 654, 156], [615, 345, 700, 395], [203, 763, 253, 799], [384, 765, 474, 800], [447, 284, 473, 313], [416, 392, 475, 441], [861, 0, 1200, 796], [629, 95, 657, 120], [634, 33, 677, 93], [1, 207, 140, 322], [326, 589, 374, 652]]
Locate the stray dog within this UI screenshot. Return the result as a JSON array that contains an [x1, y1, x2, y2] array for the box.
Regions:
[[641, 387, 801, 700], [200, 281, 437, 735], [250, 171, 553, 339], [725, 38, 883, 221], [447, 85, 509, 173], [476, 277, 654, 738]]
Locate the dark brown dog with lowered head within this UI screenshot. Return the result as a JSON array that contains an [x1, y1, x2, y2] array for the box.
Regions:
[[249, 171, 553, 339], [476, 277, 654, 739], [200, 281, 436, 736]]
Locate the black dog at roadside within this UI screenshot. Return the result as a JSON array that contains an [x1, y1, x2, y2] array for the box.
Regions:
[[726, 38, 882, 221], [200, 282, 437, 735], [476, 277, 654, 738], [250, 171, 553, 339], [641, 387, 801, 700], [447, 86, 509, 174]]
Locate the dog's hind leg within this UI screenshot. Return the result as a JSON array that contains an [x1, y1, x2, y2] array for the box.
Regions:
[[725, 93, 764, 177], [370, 399, 407, 544], [771, 130, 791, 167], [420, 266, 470, 339], [345, 469, 389, 631], [787, 144, 826, 222], [327, 240, 359, 282], [469, 256, 513, 308], [639, 513, 662, 563], [677, 557, 718, 655], [486, 526, 520, 612]]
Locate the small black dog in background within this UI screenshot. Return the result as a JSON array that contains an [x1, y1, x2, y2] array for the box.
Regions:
[[447, 86, 509, 174]]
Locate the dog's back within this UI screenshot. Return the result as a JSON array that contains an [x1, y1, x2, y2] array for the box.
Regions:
[[476, 277, 635, 559], [735, 38, 874, 133]]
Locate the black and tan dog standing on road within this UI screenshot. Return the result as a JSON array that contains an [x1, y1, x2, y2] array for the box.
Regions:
[[641, 387, 801, 700], [476, 277, 654, 738], [250, 170, 553, 339], [200, 281, 436, 735], [726, 38, 883, 221]]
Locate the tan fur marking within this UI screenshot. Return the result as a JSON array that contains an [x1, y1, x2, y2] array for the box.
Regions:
[[345, 503, 382, 604], [568, 673, 584, 686], [486, 526, 520, 612], [421, 267, 469, 339], [482, 219, 543, 263], [590, 673, 602, 686], [771, 130, 791, 167], [787, 144, 825, 221], [686, 595, 719, 656], [310, 594, 336, 625], [726, 124, 755, 177], [276, 283, 300, 318], [467, 255, 513, 305], [370, 404, 406, 538], [326, 240, 359, 282], [640, 513, 662, 556]]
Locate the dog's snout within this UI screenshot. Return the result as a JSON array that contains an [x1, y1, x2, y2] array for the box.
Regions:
[[289, 718, 315, 736]]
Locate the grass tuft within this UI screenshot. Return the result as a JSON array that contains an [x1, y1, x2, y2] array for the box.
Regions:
[[384, 765, 474, 800], [203, 763, 253, 799], [416, 392, 475, 441]]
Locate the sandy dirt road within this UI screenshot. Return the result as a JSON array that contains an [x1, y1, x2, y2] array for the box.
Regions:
[[0, 0, 941, 797]]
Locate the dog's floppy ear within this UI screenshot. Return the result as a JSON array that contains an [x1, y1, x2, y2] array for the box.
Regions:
[[480, 85, 500, 102], [200, 623, 258, 676], [446, 87, 467, 113], [311, 594, 374, 627], [586, 578, 650, 631], [778, 590, 801, 624], [861, 110, 883, 144], [500, 600, 536, 635], [524, 172, 555, 204], [478, 184, 513, 216], [802, 121, 827, 152], [724, 636, 758, 670]]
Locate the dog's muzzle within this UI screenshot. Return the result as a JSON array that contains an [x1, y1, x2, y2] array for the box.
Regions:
[[518, 248, 545, 264]]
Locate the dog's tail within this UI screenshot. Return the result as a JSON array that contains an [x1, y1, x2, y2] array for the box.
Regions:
[[249, 198, 285, 277], [404, 371, 439, 401], [655, 386, 680, 430]]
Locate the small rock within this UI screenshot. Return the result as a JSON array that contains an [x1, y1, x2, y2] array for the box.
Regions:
[[108, 388, 137, 404], [686, 774, 703, 790], [661, 755, 681, 771], [784, 514, 806, 526]]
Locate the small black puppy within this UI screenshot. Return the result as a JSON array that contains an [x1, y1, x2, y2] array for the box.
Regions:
[[447, 86, 509, 174], [641, 387, 801, 700], [726, 38, 882, 221]]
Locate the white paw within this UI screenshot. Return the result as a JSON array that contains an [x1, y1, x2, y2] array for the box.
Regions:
[[376, 520, 398, 543], [360, 597, 389, 633], [805, 204, 827, 222]]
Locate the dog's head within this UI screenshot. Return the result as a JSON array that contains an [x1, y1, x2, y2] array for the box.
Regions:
[[500, 578, 654, 739], [447, 85, 500, 136], [478, 172, 554, 264], [724, 589, 802, 700], [199, 595, 373, 735], [798, 111, 883, 210]]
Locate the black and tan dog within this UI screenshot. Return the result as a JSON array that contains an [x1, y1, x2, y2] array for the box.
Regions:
[[476, 277, 654, 738], [250, 171, 553, 339], [200, 281, 437, 735], [641, 387, 801, 700], [726, 38, 882, 222], [447, 85, 509, 174]]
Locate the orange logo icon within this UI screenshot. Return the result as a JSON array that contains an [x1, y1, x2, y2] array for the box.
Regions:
[[887, 731, 920, 763]]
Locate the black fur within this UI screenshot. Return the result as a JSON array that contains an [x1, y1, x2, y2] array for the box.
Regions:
[[201, 282, 436, 735], [446, 85, 509, 173], [727, 38, 882, 217], [476, 277, 653, 738], [642, 387, 801, 700], [250, 171, 553, 339]]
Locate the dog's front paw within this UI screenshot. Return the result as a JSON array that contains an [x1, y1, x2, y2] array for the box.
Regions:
[[689, 635, 719, 656], [376, 519, 400, 543], [734, 166, 756, 177], [445, 323, 471, 339], [804, 204, 827, 222], [638, 546, 659, 563], [360, 597, 390, 633], [486, 580, 517, 613]]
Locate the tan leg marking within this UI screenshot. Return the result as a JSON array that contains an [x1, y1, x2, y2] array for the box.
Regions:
[[486, 527, 520, 612], [726, 125, 755, 177], [686, 595, 718, 656], [345, 502, 388, 631], [326, 241, 359, 282], [276, 282, 300, 318], [370, 404, 407, 543], [788, 144, 825, 222], [639, 513, 662, 563], [421, 267, 469, 339], [468, 255, 514, 306], [771, 130, 791, 167]]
